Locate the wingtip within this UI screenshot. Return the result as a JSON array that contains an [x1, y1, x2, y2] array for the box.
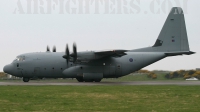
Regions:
[[185, 51, 196, 55], [190, 51, 196, 54]]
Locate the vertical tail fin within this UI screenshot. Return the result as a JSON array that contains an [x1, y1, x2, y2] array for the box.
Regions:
[[132, 7, 194, 55], [153, 7, 190, 52]]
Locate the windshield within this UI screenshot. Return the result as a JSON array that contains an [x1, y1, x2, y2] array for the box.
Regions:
[[14, 56, 25, 61]]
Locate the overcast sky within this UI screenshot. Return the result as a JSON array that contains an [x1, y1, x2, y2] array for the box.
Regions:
[[0, 0, 199, 71]]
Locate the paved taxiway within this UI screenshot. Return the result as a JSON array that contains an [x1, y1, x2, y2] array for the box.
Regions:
[[0, 81, 200, 86]]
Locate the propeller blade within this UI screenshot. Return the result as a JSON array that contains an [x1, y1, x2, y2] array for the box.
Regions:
[[53, 46, 56, 52], [47, 46, 50, 52], [73, 43, 77, 62], [66, 44, 70, 64]]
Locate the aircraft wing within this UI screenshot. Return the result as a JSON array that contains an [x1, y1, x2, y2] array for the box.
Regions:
[[71, 50, 128, 63], [94, 50, 128, 58]]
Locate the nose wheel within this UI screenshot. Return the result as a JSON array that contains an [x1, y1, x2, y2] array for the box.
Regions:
[[23, 77, 30, 82]]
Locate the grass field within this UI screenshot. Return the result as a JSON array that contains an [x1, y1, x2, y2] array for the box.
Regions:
[[0, 86, 200, 112]]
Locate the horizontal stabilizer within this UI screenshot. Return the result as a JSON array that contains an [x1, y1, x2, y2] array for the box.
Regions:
[[165, 51, 195, 56]]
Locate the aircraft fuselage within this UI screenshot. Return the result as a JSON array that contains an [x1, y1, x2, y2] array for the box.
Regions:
[[4, 52, 166, 80]]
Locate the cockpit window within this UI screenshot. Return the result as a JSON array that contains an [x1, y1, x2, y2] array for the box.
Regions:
[[14, 56, 25, 61]]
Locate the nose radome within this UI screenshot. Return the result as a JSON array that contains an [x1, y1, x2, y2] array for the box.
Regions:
[[3, 64, 12, 74]]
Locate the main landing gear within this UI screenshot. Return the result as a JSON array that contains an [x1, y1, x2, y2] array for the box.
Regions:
[[76, 78, 102, 82], [23, 77, 30, 82]]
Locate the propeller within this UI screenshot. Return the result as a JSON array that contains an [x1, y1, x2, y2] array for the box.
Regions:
[[63, 43, 77, 63], [53, 46, 56, 52], [71, 43, 77, 62], [47, 46, 50, 52]]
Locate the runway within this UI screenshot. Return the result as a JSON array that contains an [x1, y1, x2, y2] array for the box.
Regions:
[[0, 81, 200, 86]]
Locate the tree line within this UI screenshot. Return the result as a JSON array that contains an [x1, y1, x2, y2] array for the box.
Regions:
[[165, 70, 200, 79], [0, 72, 6, 78], [137, 70, 157, 79]]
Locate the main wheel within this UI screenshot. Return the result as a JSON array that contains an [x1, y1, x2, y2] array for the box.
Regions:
[[84, 79, 93, 82], [94, 79, 102, 82], [76, 78, 84, 82], [23, 77, 30, 82]]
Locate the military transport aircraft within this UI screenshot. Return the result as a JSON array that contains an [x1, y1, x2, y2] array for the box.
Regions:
[[3, 7, 195, 82]]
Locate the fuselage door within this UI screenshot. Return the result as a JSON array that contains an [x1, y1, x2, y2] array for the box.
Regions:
[[116, 64, 122, 77], [110, 66, 115, 76], [17, 67, 23, 77]]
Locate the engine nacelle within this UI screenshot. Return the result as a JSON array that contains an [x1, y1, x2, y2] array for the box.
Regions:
[[75, 51, 104, 62]]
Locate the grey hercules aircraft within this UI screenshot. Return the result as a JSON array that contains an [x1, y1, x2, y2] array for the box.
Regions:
[[3, 7, 195, 82]]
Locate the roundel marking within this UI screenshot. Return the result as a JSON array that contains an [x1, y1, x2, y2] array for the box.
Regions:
[[129, 58, 133, 62]]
